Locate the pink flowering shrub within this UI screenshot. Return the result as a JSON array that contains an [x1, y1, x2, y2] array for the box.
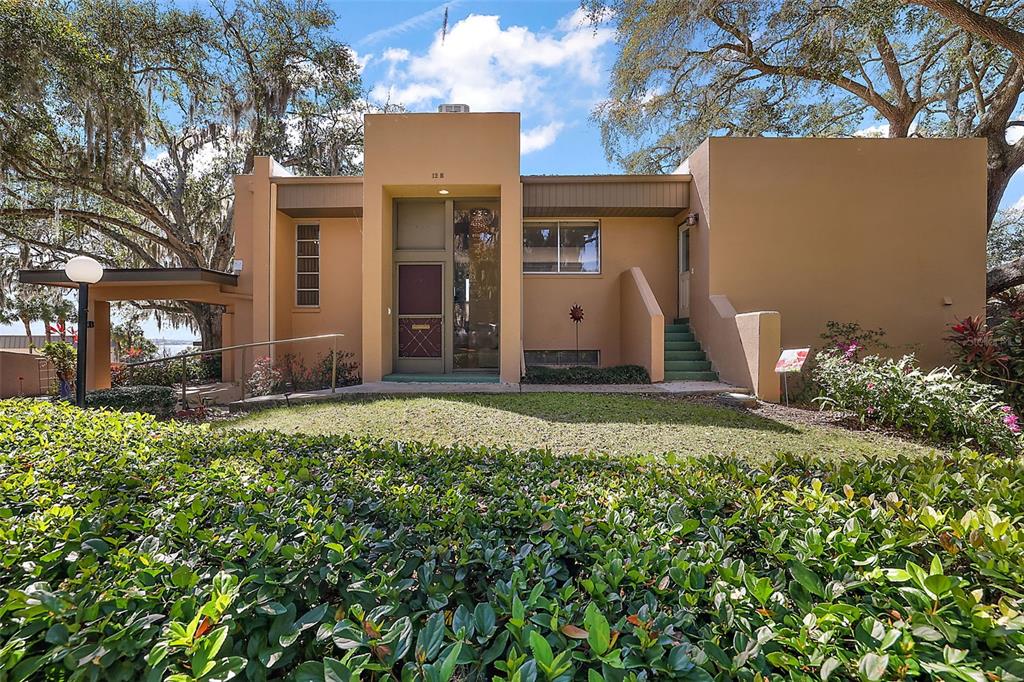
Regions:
[[245, 356, 281, 397], [813, 350, 1021, 455], [1002, 405, 1021, 434]]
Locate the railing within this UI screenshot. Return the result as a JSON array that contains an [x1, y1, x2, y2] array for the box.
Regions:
[[123, 333, 346, 404]]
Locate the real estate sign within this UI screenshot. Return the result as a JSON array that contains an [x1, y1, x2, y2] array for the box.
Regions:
[[775, 348, 810, 373]]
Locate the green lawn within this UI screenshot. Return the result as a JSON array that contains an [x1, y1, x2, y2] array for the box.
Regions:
[[224, 393, 940, 460]]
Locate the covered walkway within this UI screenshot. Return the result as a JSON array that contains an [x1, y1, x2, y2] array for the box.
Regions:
[[18, 267, 250, 389]]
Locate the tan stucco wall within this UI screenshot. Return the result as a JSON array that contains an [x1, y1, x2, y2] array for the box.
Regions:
[[362, 112, 522, 382], [619, 267, 665, 381], [86, 299, 111, 390], [522, 217, 677, 367], [0, 350, 50, 398], [688, 136, 987, 380], [272, 216, 363, 367]]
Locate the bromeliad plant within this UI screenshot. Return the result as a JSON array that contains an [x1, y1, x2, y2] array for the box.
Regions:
[[1, 399, 1023, 680]]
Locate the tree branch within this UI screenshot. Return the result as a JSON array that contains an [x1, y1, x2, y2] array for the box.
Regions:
[[907, 0, 1024, 63]]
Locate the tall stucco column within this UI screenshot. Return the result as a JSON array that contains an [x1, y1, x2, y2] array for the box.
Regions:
[[250, 157, 274, 348], [361, 187, 386, 383], [221, 307, 235, 383], [499, 182, 523, 383], [86, 299, 111, 390]]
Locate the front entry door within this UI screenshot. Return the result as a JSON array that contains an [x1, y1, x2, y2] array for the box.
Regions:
[[396, 263, 444, 373], [678, 225, 691, 319]]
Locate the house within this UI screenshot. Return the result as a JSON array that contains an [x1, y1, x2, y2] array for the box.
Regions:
[[18, 111, 987, 401]]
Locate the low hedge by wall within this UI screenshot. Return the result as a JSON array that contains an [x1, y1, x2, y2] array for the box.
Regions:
[[523, 364, 651, 385], [83, 385, 176, 419]]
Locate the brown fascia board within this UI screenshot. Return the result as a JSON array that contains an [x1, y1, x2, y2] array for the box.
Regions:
[[19, 267, 239, 287], [521, 174, 692, 183], [271, 176, 364, 184]]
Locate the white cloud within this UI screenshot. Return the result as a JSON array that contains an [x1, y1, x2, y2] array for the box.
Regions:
[[372, 10, 613, 113], [556, 6, 613, 32], [381, 48, 410, 63], [348, 48, 372, 74], [853, 123, 889, 137], [853, 121, 918, 137], [1008, 126, 1024, 145], [1013, 194, 1024, 212], [521, 122, 565, 154]]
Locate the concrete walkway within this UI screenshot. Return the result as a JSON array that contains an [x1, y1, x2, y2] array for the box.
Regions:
[[228, 379, 740, 411]]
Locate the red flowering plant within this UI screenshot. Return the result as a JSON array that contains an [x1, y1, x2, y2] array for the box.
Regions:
[[947, 294, 1024, 410]]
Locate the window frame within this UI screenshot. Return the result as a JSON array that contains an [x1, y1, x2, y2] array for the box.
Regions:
[[295, 223, 320, 308], [523, 219, 601, 275]]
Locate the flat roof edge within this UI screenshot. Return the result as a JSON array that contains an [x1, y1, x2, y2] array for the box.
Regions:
[[522, 174, 691, 183], [19, 267, 239, 287], [272, 176, 363, 184]]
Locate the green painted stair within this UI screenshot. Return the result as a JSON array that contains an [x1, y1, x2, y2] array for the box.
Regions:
[[663, 318, 719, 382]]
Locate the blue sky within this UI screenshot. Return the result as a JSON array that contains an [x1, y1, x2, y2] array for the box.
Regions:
[[346, 0, 618, 175], [5, 0, 1024, 341]]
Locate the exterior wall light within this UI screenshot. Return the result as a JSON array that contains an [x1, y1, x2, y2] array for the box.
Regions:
[[683, 213, 699, 226], [438, 189, 450, 195], [64, 256, 104, 407]]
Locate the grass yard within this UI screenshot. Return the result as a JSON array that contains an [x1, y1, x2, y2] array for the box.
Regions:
[[224, 393, 940, 461]]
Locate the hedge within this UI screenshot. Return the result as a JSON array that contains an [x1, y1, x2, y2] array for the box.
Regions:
[[82, 385, 176, 419], [1, 399, 1023, 681], [523, 364, 651, 385]]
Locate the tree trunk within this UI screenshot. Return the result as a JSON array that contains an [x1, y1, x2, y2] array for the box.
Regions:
[[185, 301, 223, 351], [20, 315, 32, 347], [988, 255, 1024, 296], [985, 139, 1022, 229]]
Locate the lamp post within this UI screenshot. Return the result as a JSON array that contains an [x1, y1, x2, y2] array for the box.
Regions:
[[64, 256, 104, 407]]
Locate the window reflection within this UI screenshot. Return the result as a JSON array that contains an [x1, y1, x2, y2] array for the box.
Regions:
[[523, 221, 600, 273], [453, 202, 500, 370]]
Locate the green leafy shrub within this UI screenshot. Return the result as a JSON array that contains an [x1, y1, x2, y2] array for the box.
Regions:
[[523, 364, 650, 384], [40, 341, 76, 395], [113, 353, 220, 388], [813, 350, 1021, 455], [2, 399, 1024, 680], [83, 385, 176, 418]]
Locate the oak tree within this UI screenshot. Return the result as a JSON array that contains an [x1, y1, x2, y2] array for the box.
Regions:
[[0, 0, 368, 347], [589, 0, 1024, 296]]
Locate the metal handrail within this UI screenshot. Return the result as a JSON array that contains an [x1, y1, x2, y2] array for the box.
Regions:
[[122, 332, 346, 404]]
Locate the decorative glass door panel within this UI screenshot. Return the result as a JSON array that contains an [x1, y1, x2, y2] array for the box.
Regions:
[[397, 263, 443, 359], [453, 201, 500, 370]]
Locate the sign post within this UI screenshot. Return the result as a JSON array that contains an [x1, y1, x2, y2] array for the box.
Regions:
[[774, 348, 810, 406]]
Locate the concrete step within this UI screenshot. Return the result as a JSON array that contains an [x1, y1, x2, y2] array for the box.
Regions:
[[665, 332, 696, 342], [664, 370, 719, 382], [665, 341, 701, 351], [664, 350, 706, 361], [664, 324, 691, 334], [665, 359, 712, 372]]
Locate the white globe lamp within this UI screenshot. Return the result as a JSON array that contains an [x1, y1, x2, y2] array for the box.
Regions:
[[64, 256, 104, 284], [64, 256, 104, 407]]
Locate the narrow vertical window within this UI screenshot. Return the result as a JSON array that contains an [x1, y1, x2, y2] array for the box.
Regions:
[[296, 223, 319, 306]]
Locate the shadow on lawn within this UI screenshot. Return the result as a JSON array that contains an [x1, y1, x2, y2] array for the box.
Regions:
[[355, 393, 800, 434]]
